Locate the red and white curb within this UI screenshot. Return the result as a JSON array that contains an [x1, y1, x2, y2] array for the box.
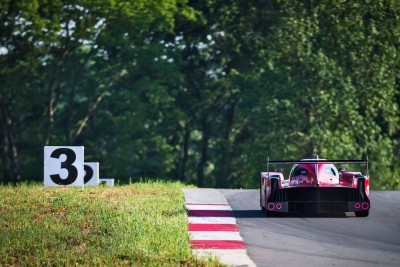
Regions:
[[184, 189, 256, 267]]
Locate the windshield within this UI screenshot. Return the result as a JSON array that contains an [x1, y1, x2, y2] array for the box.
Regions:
[[290, 163, 339, 179]]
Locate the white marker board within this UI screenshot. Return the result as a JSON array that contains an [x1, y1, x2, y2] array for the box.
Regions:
[[99, 178, 114, 187], [84, 162, 100, 186], [44, 146, 84, 186]]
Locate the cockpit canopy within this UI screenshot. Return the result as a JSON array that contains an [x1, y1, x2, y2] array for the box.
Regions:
[[289, 163, 339, 185]]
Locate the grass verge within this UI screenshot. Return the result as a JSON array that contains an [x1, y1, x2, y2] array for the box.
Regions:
[[0, 181, 222, 266]]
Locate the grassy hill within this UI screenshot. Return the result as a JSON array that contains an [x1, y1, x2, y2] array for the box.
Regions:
[[0, 181, 222, 266]]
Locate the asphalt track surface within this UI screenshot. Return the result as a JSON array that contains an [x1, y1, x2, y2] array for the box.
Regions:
[[220, 189, 400, 267]]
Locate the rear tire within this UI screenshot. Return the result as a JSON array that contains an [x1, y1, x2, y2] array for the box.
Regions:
[[355, 210, 369, 217], [265, 210, 277, 217]]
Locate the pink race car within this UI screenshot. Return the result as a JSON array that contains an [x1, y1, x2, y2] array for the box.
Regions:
[[260, 155, 370, 217]]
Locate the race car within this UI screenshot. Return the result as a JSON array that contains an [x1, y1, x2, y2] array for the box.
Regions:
[[260, 155, 370, 217]]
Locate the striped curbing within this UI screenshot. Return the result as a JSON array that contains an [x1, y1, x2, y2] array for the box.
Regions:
[[183, 188, 256, 267]]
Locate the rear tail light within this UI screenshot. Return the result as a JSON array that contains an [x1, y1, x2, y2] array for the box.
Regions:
[[354, 202, 369, 210], [267, 203, 275, 211], [267, 202, 284, 211]]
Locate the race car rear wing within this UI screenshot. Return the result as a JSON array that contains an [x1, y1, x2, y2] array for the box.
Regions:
[[266, 157, 369, 176], [268, 160, 368, 164]]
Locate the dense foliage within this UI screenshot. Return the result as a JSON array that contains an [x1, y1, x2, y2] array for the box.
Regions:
[[1, 0, 399, 189]]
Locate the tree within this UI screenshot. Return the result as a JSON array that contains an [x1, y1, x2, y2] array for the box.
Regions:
[[0, 0, 196, 183]]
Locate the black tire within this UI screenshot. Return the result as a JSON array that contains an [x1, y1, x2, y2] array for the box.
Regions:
[[260, 188, 267, 212], [355, 210, 369, 217], [265, 210, 277, 217]]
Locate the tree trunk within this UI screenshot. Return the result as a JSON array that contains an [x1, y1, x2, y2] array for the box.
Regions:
[[178, 124, 190, 181], [197, 115, 210, 187], [0, 96, 22, 183], [216, 103, 236, 188], [45, 80, 63, 145]]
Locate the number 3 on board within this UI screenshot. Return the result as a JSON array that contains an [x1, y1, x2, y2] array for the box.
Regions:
[[44, 146, 84, 186]]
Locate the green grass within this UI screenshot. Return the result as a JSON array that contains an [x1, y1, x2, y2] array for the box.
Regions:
[[0, 181, 223, 266]]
